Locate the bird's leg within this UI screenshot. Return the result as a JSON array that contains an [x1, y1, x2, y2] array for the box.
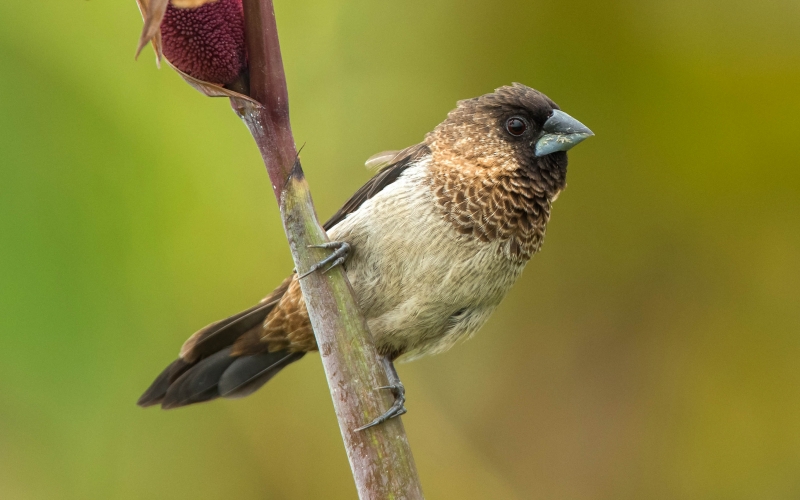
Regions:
[[356, 357, 407, 431], [299, 241, 351, 279]]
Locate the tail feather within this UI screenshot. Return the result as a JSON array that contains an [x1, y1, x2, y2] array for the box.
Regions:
[[137, 277, 302, 410], [179, 303, 270, 362], [137, 358, 190, 407], [219, 351, 305, 399], [161, 348, 238, 409]]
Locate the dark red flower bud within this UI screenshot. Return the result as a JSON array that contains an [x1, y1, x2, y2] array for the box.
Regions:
[[160, 0, 246, 85]]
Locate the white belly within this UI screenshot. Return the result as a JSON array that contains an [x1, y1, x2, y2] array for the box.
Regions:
[[328, 159, 525, 360]]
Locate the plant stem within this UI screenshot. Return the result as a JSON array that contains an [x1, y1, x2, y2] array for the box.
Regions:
[[238, 1, 424, 497]]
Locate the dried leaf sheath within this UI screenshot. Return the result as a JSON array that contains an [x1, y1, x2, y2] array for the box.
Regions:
[[134, 0, 167, 59], [166, 60, 257, 105]]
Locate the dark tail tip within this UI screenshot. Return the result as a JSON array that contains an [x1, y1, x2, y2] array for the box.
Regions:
[[138, 348, 304, 410], [137, 358, 190, 408], [158, 348, 236, 410]]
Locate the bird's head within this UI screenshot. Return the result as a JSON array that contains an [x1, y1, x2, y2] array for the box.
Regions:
[[426, 83, 593, 200]]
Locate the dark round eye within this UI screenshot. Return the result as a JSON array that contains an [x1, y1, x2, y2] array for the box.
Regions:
[[505, 117, 528, 136]]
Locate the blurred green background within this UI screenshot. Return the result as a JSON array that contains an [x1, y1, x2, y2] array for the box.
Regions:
[[1, 0, 799, 498]]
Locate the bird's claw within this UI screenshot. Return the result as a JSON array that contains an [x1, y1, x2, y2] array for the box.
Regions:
[[299, 241, 351, 279], [356, 383, 407, 431]]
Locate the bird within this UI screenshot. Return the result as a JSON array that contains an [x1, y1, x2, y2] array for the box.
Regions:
[[137, 83, 593, 429]]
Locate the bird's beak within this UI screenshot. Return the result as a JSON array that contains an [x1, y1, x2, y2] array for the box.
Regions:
[[534, 110, 594, 157]]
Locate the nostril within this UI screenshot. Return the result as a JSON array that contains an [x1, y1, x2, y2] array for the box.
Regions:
[[161, 0, 247, 85]]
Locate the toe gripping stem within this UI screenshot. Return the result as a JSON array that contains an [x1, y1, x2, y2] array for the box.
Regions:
[[356, 357, 408, 432], [299, 241, 351, 279]]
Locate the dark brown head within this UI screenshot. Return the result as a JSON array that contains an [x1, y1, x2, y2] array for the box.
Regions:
[[426, 83, 592, 199], [427, 84, 592, 260]]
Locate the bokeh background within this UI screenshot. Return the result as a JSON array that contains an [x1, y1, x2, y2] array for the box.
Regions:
[[1, 0, 799, 498]]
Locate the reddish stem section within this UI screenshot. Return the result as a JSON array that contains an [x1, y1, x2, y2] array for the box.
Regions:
[[240, 0, 296, 196]]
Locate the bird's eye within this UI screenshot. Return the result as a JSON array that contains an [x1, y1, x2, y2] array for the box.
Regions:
[[505, 117, 528, 136]]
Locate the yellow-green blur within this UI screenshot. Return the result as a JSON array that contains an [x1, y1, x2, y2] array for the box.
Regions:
[[0, 1, 798, 498]]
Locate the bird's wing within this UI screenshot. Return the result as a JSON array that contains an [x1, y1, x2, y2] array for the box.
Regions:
[[323, 143, 430, 231]]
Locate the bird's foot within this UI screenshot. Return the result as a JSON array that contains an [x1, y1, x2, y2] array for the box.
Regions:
[[356, 383, 407, 431], [299, 241, 351, 279]]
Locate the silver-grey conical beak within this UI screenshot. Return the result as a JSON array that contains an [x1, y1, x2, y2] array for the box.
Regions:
[[534, 110, 594, 157]]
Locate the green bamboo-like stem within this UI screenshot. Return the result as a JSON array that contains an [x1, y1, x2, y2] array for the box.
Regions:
[[238, 0, 424, 497]]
